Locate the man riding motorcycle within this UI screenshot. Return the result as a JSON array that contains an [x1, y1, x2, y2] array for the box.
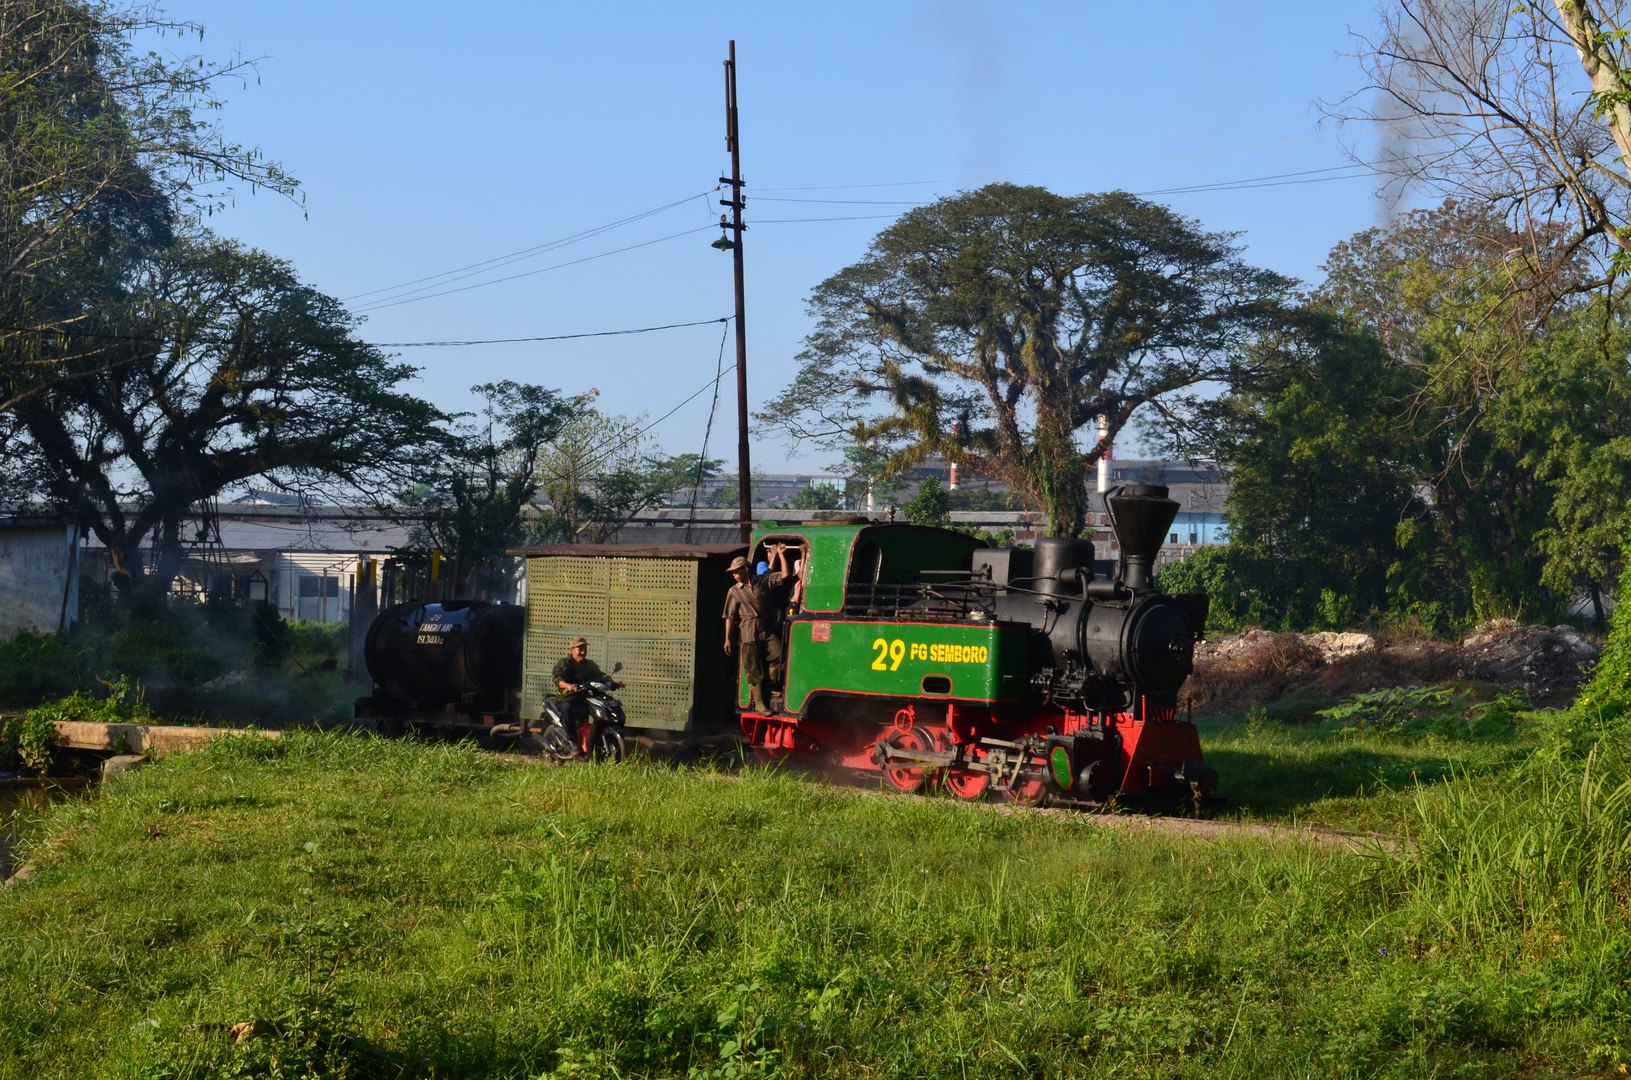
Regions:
[[550, 637, 623, 756]]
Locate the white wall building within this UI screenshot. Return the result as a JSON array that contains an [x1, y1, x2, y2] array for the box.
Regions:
[[0, 514, 79, 637]]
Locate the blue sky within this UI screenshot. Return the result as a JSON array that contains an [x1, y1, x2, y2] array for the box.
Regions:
[[173, 0, 1402, 472]]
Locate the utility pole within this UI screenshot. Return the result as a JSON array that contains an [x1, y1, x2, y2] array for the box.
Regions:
[[721, 41, 752, 544]]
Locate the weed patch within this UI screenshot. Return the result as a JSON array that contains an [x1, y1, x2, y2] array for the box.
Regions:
[[1, 731, 1626, 1077]]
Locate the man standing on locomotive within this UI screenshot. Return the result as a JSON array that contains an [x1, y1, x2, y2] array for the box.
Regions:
[[552, 636, 620, 750], [724, 543, 790, 714]]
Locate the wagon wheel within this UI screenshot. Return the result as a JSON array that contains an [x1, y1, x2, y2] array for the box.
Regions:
[[880, 726, 937, 794]]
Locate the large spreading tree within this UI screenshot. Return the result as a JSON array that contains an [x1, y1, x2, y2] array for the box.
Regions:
[[0, 0, 296, 420], [0, 1, 448, 613], [760, 183, 1294, 537], [10, 235, 446, 611]]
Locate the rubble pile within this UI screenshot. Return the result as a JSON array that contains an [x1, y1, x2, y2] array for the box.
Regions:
[[1187, 621, 1601, 715]]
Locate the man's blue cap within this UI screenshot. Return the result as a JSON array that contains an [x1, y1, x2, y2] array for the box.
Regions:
[[756, 561, 769, 575]]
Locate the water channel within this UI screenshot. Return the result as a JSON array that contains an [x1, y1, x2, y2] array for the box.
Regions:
[[0, 776, 89, 882]]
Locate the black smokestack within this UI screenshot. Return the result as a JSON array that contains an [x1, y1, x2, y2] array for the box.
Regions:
[[1107, 484, 1179, 593]]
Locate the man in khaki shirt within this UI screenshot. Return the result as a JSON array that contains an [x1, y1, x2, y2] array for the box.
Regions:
[[723, 544, 790, 713]]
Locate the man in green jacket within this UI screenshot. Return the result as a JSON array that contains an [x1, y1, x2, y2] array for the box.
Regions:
[[551, 636, 620, 749]]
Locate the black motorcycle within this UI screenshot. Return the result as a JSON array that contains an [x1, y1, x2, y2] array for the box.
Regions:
[[530, 662, 628, 763]]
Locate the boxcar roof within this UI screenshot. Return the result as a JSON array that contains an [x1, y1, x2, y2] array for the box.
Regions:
[[509, 543, 746, 558]]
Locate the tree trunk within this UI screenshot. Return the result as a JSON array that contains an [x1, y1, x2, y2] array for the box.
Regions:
[[1554, 0, 1631, 197], [1029, 412, 1086, 537]]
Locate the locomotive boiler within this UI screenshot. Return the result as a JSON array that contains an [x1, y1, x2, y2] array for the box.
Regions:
[[738, 484, 1215, 809]]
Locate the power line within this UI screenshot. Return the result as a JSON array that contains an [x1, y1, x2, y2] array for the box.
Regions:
[[754, 123, 1404, 192], [352, 224, 717, 312], [0, 316, 730, 350], [752, 164, 1366, 206], [749, 166, 1375, 223], [684, 320, 731, 539], [756, 196, 927, 205], [342, 190, 714, 303], [1133, 165, 1372, 197], [534, 360, 739, 491], [374, 318, 727, 347]]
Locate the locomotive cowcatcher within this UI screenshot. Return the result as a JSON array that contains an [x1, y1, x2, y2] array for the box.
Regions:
[[737, 484, 1216, 810]]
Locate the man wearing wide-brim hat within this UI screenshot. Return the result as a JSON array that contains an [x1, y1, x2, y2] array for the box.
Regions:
[[723, 544, 790, 714]]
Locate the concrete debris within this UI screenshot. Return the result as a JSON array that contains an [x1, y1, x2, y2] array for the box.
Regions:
[[101, 754, 145, 777], [1304, 631, 1376, 662], [1458, 620, 1597, 689], [1189, 620, 1602, 714]]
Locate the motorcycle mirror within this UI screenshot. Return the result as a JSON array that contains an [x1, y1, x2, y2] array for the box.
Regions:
[[612, 662, 623, 673]]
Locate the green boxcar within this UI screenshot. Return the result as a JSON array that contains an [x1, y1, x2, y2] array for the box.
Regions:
[[516, 544, 743, 732]]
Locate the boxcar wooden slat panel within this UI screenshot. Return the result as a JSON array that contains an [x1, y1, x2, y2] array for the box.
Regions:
[[522, 547, 741, 733]]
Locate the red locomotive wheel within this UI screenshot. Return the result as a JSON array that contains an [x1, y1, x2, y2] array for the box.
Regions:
[[881, 727, 937, 794], [994, 769, 1046, 807], [944, 768, 990, 802]]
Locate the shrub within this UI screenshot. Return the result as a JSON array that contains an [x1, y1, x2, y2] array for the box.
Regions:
[[1155, 546, 1276, 632], [1316, 686, 1523, 740], [1569, 561, 1631, 726], [0, 708, 61, 774]]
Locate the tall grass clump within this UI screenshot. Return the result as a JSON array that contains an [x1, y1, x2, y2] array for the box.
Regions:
[[1401, 734, 1631, 935], [1393, 564, 1631, 939]]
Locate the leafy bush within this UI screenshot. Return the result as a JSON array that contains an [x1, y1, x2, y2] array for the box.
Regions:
[[900, 475, 951, 528], [3, 677, 156, 773], [780, 484, 844, 512], [0, 709, 61, 774], [0, 630, 90, 706], [1316, 686, 1523, 740], [1156, 541, 1470, 638], [1569, 561, 1631, 726], [0, 596, 353, 724], [1155, 545, 1277, 632]]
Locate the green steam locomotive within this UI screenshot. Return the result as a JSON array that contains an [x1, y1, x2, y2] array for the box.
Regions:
[[734, 483, 1214, 808]]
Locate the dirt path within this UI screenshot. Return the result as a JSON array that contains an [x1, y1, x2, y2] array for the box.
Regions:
[[481, 737, 1408, 853], [1022, 805, 1402, 850]]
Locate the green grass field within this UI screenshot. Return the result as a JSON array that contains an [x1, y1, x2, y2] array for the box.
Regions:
[[2, 724, 1627, 1079], [1201, 711, 1534, 835]]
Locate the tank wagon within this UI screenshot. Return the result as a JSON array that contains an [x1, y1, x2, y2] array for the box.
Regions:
[[358, 484, 1213, 809], [736, 484, 1214, 809], [355, 600, 526, 736]]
